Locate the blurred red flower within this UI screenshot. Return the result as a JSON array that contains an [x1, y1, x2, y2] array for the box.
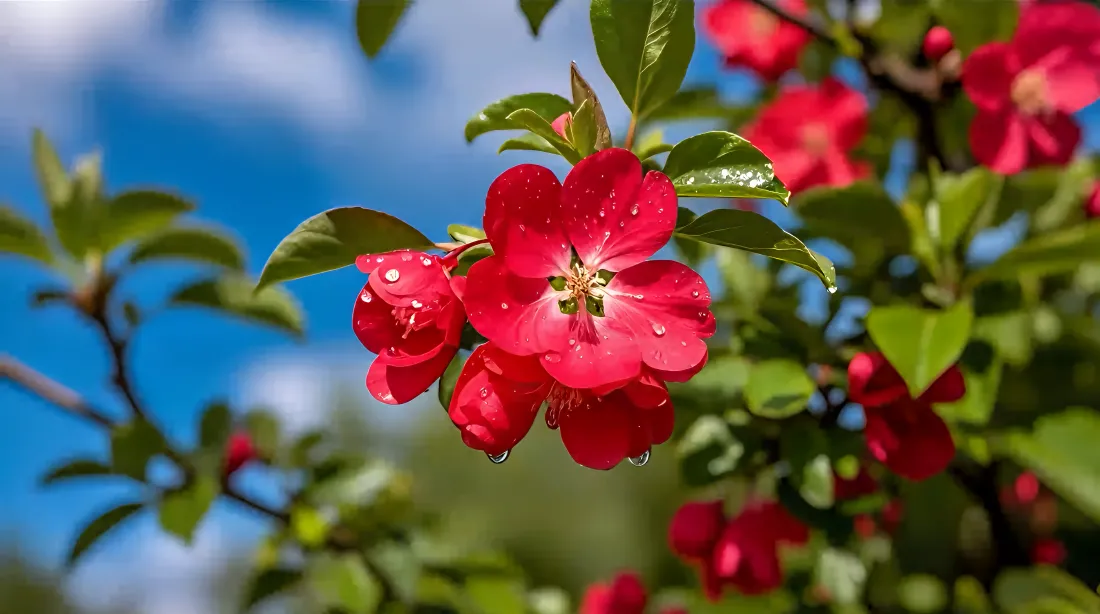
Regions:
[[702, 0, 811, 82]]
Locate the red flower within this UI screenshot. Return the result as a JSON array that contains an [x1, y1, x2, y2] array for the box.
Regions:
[[580, 572, 648, 614], [923, 26, 955, 62], [1085, 181, 1100, 219], [1031, 538, 1067, 565], [742, 77, 870, 194], [962, 1, 1100, 174], [670, 500, 808, 599], [1015, 471, 1042, 505], [447, 343, 674, 469], [881, 499, 904, 534], [464, 148, 715, 390], [702, 0, 811, 82], [853, 514, 877, 539], [224, 431, 257, 476], [848, 352, 965, 481], [353, 250, 467, 405], [834, 466, 879, 500]]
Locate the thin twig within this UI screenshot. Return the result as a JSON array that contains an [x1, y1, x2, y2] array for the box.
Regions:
[[749, 0, 837, 46], [0, 355, 115, 428]]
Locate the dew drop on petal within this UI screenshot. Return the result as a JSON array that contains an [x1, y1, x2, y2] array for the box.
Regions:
[[359, 291, 372, 303], [384, 269, 401, 283], [421, 257, 432, 267], [691, 290, 699, 298], [519, 224, 526, 233], [628, 449, 651, 466], [400, 252, 413, 262], [598, 210, 605, 218], [651, 323, 666, 337], [568, 338, 576, 346], [487, 450, 510, 464], [543, 352, 562, 364], [630, 204, 639, 216], [479, 387, 489, 399], [501, 302, 509, 309], [410, 299, 422, 309]]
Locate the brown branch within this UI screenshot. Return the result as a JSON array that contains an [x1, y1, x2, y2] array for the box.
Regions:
[[749, 0, 837, 47], [0, 354, 115, 429], [949, 462, 1031, 587]]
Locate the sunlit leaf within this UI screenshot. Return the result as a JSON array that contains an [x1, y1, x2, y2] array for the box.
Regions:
[[519, 0, 561, 37], [1006, 408, 1100, 524], [465, 93, 572, 143], [67, 501, 144, 568], [865, 301, 973, 397], [665, 132, 791, 204], [744, 359, 814, 419], [307, 552, 383, 613], [128, 225, 245, 270], [355, 0, 410, 59], [159, 475, 219, 544], [498, 133, 560, 156], [0, 204, 53, 264], [569, 62, 612, 151], [170, 273, 305, 337], [110, 420, 168, 480], [504, 109, 580, 164], [966, 221, 1100, 287], [98, 190, 195, 253]]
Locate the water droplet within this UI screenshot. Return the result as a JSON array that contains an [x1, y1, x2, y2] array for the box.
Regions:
[[603, 230, 611, 238], [375, 256, 384, 263], [543, 352, 562, 364], [519, 224, 526, 233], [691, 290, 699, 298], [628, 449, 651, 466], [479, 387, 489, 399], [630, 204, 639, 216], [680, 340, 688, 346], [618, 221, 625, 228], [827, 285, 838, 294], [598, 209, 605, 218], [568, 338, 576, 346], [634, 294, 644, 300], [384, 269, 401, 283], [487, 450, 510, 464], [359, 291, 372, 303], [421, 257, 432, 267], [400, 252, 413, 262], [651, 323, 666, 337], [501, 302, 509, 309], [410, 299, 422, 308]]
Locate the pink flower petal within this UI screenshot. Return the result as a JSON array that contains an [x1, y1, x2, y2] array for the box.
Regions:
[[558, 391, 634, 469], [847, 352, 908, 408], [919, 364, 966, 404], [483, 164, 571, 278], [651, 347, 710, 383], [669, 500, 726, 561], [365, 251, 453, 307], [560, 148, 678, 272], [819, 77, 868, 151], [1027, 111, 1081, 167], [962, 43, 1017, 113], [604, 260, 713, 375], [367, 345, 457, 405], [970, 109, 1029, 175], [864, 401, 956, 481], [539, 312, 643, 389], [464, 256, 570, 355]]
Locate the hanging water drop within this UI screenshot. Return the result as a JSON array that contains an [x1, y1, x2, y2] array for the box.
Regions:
[[384, 269, 401, 283], [628, 449, 651, 466], [651, 322, 666, 336], [360, 291, 372, 303], [487, 450, 510, 464], [827, 284, 838, 294], [691, 290, 699, 298]]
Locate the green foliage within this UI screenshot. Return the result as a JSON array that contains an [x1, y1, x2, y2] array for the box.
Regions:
[[307, 553, 383, 613], [664, 131, 792, 204], [110, 420, 168, 480], [98, 190, 195, 253], [0, 205, 53, 264], [519, 0, 561, 37], [744, 360, 814, 419], [67, 502, 144, 568], [128, 225, 245, 270], [505, 109, 580, 163], [1007, 408, 1100, 524], [159, 475, 219, 544], [465, 93, 572, 143], [865, 301, 974, 397], [170, 274, 305, 337], [356, 0, 411, 59], [931, 0, 1019, 55], [39, 459, 115, 486], [243, 567, 303, 610]]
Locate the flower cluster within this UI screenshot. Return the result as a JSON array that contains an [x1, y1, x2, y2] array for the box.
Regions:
[[580, 572, 686, 614], [352, 148, 715, 469], [702, 0, 811, 82], [668, 499, 809, 598]]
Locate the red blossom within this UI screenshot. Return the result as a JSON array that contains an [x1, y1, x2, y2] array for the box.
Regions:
[[580, 572, 647, 614], [353, 250, 466, 405], [1085, 181, 1100, 218], [848, 352, 965, 481], [702, 0, 811, 82], [552, 112, 571, 139], [881, 499, 904, 534], [224, 431, 257, 476], [669, 499, 808, 600], [962, 1, 1100, 174], [1031, 538, 1067, 565], [447, 343, 674, 469], [923, 26, 955, 62], [834, 465, 879, 500], [464, 148, 715, 391], [742, 77, 870, 194], [853, 514, 877, 539]]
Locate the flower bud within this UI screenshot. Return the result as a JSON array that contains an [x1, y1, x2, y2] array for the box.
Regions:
[[923, 26, 954, 63], [224, 431, 257, 476]]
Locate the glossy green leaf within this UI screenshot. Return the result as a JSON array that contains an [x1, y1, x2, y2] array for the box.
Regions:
[[966, 221, 1100, 287], [438, 353, 466, 410], [355, 0, 410, 58], [1006, 408, 1100, 523], [110, 420, 168, 480], [934, 168, 997, 250], [665, 132, 791, 204], [635, 140, 674, 162], [199, 401, 232, 451], [447, 224, 486, 243], [932, 0, 1018, 55], [170, 273, 305, 337], [744, 359, 814, 418], [865, 301, 973, 397], [504, 109, 580, 163], [465, 93, 572, 143], [97, 190, 194, 253], [519, 0, 561, 36], [568, 99, 600, 158], [128, 225, 245, 270], [256, 207, 432, 289], [815, 548, 867, 605], [32, 128, 71, 211], [675, 208, 836, 290], [245, 409, 280, 460], [40, 459, 115, 486], [498, 133, 559, 156], [0, 204, 53, 264], [308, 552, 383, 614], [159, 475, 218, 544], [243, 567, 303, 609], [467, 576, 529, 614], [590, 0, 695, 119], [570, 62, 612, 151], [67, 501, 144, 568], [795, 182, 909, 252], [677, 415, 744, 487]]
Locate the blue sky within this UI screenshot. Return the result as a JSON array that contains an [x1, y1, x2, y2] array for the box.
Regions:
[[1, 1, 1099, 610]]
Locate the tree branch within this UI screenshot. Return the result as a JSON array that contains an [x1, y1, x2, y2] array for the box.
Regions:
[[949, 462, 1031, 587], [750, 0, 837, 46]]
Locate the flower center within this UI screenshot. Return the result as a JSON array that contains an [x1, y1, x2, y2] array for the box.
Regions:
[[556, 263, 612, 317], [1011, 69, 1050, 116], [545, 384, 586, 429], [800, 123, 830, 157], [392, 302, 436, 339], [749, 7, 779, 38]]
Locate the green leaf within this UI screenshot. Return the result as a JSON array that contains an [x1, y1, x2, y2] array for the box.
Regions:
[[899, 574, 949, 614], [675, 208, 836, 290], [447, 224, 486, 243], [465, 93, 572, 143], [993, 567, 1100, 614], [677, 415, 744, 487], [257, 206, 432, 290], [934, 168, 997, 250], [308, 553, 383, 614], [795, 182, 910, 254], [32, 128, 72, 211], [497, 133, 559, 156], [937, 351, 1002, 426], [800, 454, 835, 509], [519, 0, 561, 36], [873, 0, 933, 55], [815, 548, 867, 605], [245, 409, 281, 460], [664, 132, 791, 204], [636, 140, 674, 162], [67, 501, 144, 568], [864, 301, 974, 397], [438, 353, 467, 410], [744, 359, 814, 418], [355, 0, 410, 58], [966, 221, 1100, 287], [170, 274, 305, 337], [569, 62, 612, 151], [0, 204, 53, 264], [504, 109, 580, 164], [590, 0, 695, 119], [932, 0, 1018, 55], [716, 248, 771, 312], [568, 99, 600, 158], [467, 576, 529, 614], [1006, 408, 1100, 524], [97, 190, 195, 253], [244, 567, 303, 609], [40, 459, 115, 486], [110, 420, 168, 480], [128, 225, 245, 270], [159, 475, 218, 544], [199, 401, 232, 451]]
